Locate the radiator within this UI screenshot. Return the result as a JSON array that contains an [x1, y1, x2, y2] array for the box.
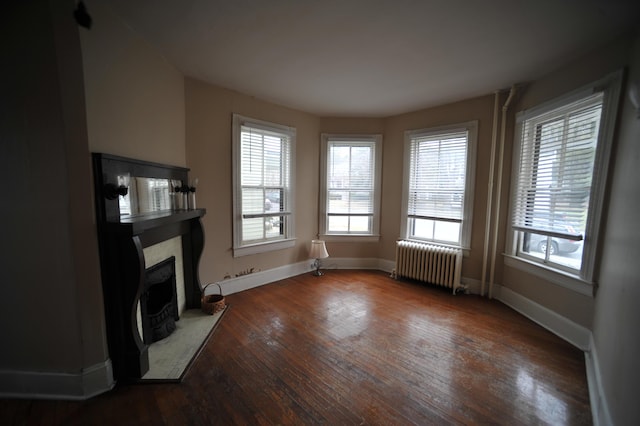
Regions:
[[393, 240, 463, 294]]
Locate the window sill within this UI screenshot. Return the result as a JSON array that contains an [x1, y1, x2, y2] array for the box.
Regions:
[[233, 238, 296, 257], [503, 254, 594, 297], [320, 234, 380, 243]]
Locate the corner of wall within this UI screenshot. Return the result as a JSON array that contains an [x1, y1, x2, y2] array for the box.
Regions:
[[0, 359, 115, 401], [585, 333, 613, 426]]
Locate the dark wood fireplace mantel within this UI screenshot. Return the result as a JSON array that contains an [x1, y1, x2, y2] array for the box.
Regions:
[[92, 153, 206, 381]]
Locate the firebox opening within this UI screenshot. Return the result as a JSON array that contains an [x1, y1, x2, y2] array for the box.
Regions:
[[141, 256, 179, 344]]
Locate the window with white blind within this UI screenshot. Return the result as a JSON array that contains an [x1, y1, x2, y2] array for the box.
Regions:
[[508, 71, 621, 283], [232, 114, 295, 257], [401, 122, 477, 248], [320, 134, 382, 240]]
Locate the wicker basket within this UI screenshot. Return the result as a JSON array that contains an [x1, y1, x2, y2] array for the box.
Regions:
[[201, 283, 226, 315]]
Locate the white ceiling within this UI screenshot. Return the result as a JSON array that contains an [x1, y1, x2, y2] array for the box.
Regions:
[[101, 0, 639, 117]]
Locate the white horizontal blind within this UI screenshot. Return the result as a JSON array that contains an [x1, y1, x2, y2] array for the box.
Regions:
[[326, 140, 375, 233], [240, 124, 290, 243], [407, 130, 468, 223], [145, 178, 171, 212], [512, 93, 603, 240]]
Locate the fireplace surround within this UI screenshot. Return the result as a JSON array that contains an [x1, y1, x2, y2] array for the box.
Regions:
[[92, 153, 206, 381]]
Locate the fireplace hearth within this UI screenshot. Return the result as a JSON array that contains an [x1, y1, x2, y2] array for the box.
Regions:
[[141, 257, 178, 344]]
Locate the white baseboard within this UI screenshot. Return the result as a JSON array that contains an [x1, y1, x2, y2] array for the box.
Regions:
[[325, 257, 394, 272], [460, 276, 482, 294], [214, 257, 395, 296], [494, 284, 590, 350], [0, 359, 115, 400], [377, 258, 395, 273], [213, 261, 311, 295], [585, 334, 613, 426]]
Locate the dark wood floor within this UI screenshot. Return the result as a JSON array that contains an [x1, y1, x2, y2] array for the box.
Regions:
[[1, 270, 591, 425]]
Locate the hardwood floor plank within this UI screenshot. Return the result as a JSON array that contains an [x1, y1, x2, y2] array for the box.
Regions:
[[0, 270, 591, 425]]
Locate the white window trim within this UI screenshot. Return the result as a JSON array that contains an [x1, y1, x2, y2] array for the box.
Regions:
[[319, 134, 382, 241], [505, 70, 622, 284], [232, 114, 296, 257], [400, 121, 478, 249], [503, 255, 594, 297]]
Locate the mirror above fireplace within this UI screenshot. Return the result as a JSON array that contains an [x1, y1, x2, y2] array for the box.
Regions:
[[92, 153, 194, 223], [120, 177, 173, 216]]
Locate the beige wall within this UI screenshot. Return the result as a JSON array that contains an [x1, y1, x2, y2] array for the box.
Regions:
[[80, 0, 186, 166], [79, 0, 501, 289], [185, 86, 498, 284], [591, 27, 640, 426], [185, 78, 320, 282]]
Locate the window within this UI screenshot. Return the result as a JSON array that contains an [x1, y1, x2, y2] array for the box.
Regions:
[[320, 134, 382, 240], [508, 72, 621, 283], [401, 122, 477, 248], [232, 114, 295, 256]]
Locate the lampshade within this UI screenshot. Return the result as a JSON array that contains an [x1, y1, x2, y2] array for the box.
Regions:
[[309, 240, 329, 259]]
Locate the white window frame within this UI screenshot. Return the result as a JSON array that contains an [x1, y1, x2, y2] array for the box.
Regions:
[[232, 114, 296, 257], [319, 134, 382, 242], [400, 121, 477, 249], [505, 71, 622, 291]]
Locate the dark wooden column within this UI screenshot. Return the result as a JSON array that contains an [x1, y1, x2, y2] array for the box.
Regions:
[[119, 235, 148, 378], [183, 216, 205, 309]]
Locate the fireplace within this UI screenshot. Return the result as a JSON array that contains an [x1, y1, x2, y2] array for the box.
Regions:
[[141, 257, 179, 344], [93, 153, 206, 381]]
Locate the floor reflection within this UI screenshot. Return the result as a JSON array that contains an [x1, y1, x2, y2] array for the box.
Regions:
[[267, 315, 285, 333], [516, 369, 569, 424], [324, 291, 371, 339], [405, 313, 454, 393]]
